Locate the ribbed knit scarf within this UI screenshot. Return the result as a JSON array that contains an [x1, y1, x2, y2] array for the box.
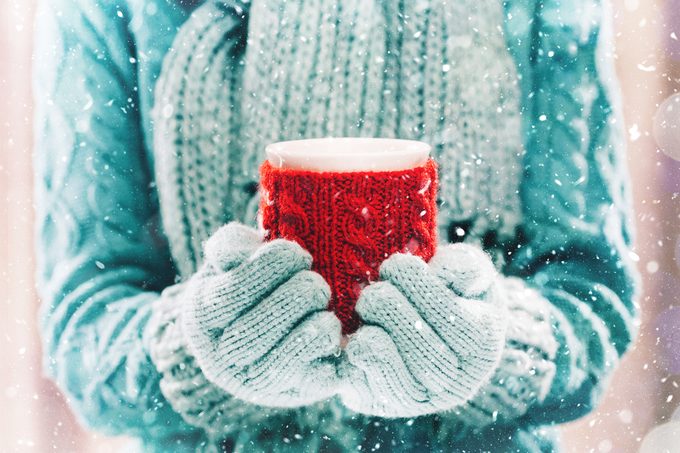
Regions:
[[153, 0, 524, 278]]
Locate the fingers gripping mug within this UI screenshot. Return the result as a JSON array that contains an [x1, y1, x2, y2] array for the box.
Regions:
[[259, 138, 438, 333]]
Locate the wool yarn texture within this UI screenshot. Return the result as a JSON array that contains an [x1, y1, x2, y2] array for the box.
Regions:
[[153, 0, 524, 278], [259, 158, 438, 333], [30, 0, 640, 450]]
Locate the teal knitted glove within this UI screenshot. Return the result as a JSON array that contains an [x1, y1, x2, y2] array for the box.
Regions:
[[340, 243, 508, 418], [183, 222, 343, 407]]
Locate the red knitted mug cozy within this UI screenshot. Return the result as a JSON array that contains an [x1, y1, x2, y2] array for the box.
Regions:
[[259, 158, 438, 333]]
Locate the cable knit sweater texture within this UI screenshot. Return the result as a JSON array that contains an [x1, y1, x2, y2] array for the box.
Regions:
[[33, 0, 639, 452]]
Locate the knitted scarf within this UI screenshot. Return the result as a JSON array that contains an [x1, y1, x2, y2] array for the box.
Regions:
[[153, 0, 524, 278]]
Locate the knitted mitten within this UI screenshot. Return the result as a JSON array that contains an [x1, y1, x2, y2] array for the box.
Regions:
[[147, 222, 343, 427], [442, 277, 558, 435], [146, 282, 285, 440], [339, 244, 508, 417]]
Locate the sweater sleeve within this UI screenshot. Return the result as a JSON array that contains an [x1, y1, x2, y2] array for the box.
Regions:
[[449, 0, 640, 429], [33, 0, 198, 442], [517, 0, 639, 423]]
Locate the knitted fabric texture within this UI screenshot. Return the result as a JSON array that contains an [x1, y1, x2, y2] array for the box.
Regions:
[[238, 0, 524, 247], [153, 0, 525, 278], [340, 246, 509, 417], [181, 224, 342, 408], [444, 277, 559, 436], [33, 0, 640, 451], [144, 281, 284, 447], [146, 223, 343, 447], [259, 159, 438, 333]]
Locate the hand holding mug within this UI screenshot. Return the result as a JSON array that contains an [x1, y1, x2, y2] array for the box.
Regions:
[[339, 244, 508, 418], [182, 222, 343, 408]]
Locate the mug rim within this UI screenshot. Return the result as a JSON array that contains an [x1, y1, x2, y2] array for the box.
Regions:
[[265, 137, 432, 172]]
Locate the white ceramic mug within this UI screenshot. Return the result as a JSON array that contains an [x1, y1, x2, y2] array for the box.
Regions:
[[265, 137, 431, 172]]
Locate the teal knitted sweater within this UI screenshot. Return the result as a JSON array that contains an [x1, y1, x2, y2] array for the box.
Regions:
[[33, 0, 639, 451]]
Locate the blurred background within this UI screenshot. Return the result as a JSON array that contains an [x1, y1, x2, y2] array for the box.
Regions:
[[2, 0, 680, 451]]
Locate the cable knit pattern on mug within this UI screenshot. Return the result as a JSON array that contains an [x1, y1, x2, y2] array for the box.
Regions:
[[259, 159, 438, 333]]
